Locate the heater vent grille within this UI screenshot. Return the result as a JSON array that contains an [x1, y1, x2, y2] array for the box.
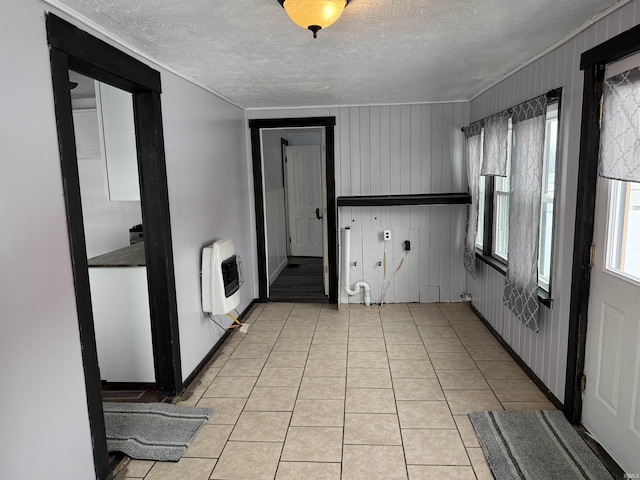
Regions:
[[222, 255, 243, 298]]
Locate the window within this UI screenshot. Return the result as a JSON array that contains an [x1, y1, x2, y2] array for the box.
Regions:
[[475, 99, 560, 295]]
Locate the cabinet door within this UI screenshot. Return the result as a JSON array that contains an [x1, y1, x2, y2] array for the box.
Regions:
[[95, 81, 140, 201], [72, 109, 102, 161]]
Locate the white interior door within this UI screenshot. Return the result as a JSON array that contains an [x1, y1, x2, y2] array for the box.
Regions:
[[583, 54, 640, 475], [285, 145, 323, 257]]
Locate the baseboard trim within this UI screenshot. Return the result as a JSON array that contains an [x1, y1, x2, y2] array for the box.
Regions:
[[469, 303, 564, 410], [469, 304, 628, 478], [269, 258, 288, 286], [183, 299, 258, 389]]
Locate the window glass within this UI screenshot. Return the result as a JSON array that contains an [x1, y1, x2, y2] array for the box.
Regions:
[[606, 180, 640, 283], [476, 176, 485, 249], [538, 103, 558, 290], [492, 121, 512, 262]]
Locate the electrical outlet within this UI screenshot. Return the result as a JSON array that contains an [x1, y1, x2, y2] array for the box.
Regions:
[[383, 230, 391, 240]]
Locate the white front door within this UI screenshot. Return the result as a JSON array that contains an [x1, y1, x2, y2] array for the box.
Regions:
[[285, 145, 323, 257], [582, 54, 640, 475]]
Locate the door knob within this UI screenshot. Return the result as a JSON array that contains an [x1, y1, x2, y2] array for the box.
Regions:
[[315, 208, 323, 220]]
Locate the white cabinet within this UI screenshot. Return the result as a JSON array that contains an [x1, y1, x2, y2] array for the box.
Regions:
[[72, 109, 102, 160], [89, 267, 155, 383], [95, 81, 140, 201]]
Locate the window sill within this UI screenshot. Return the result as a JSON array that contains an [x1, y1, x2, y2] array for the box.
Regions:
[[474, 252, 553, 309]]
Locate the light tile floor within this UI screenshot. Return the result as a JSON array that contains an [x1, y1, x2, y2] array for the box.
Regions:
[[115, 302, 556, 480]]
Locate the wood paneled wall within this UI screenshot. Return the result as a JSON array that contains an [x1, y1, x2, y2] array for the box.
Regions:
[[467, 2, 640, 401], [248, 102, 470, 304]]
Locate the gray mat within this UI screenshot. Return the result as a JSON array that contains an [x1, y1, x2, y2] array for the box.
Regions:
[[469, 410, 613, 480], [104, 402, 213, 462]]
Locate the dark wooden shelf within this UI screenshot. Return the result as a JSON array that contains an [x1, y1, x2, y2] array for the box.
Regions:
[[337, 192, 471, 207]]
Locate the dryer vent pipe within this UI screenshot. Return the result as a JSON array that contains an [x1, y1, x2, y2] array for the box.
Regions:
[[343, 227, 371, 307]]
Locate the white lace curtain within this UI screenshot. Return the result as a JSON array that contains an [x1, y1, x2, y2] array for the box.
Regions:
[[464, 122, 483, 278], [503, 95, 548, 332], [600, 66, 640, 183]]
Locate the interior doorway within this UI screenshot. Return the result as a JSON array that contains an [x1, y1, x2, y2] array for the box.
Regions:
[[249, 117, 338, 304], [272, 133, 329, 302], [70, 71, 157, 393], [47, 14, 181, 480], [261, 129, 328, 302]]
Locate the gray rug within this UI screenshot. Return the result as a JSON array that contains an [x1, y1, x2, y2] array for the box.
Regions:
[[469, 410, 613, 480], [103, 402, 213, 462]]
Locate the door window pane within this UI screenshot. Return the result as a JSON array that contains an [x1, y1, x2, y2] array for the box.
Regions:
[[606, 180, 640, 283]]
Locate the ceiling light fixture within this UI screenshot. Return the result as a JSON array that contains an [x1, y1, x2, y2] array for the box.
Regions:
[[278, 0, 350, 38]]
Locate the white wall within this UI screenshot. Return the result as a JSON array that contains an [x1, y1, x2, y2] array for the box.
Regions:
[[288, 130, 322, 146], [466, 1, 640, 401], [247, 103, 470, 304], [0, 2, 255, 478], [0, 2, 95, 479], [161, 70, 254, 380], [262, 129, 289, 284]]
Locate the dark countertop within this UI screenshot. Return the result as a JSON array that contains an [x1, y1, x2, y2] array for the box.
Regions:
[[88, 242, 146, 267]]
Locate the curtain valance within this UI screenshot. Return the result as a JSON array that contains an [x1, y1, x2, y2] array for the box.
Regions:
[[482, 112, 509, 177], [599, 66, 640, 183]]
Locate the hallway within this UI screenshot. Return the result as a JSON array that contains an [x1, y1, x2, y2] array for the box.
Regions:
[[114, 302, 555, 479], [269, 257, 327, 303]]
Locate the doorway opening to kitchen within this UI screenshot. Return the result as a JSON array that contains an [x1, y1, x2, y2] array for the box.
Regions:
[[47, 14, 181, 480], [70, 71, 158, 406]]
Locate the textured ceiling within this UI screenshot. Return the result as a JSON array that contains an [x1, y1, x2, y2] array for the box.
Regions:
[[53, 0, 622, 109]]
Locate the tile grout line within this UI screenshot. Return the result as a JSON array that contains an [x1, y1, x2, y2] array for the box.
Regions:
[[384, 304, 412, 480], [273, 304, 320, 479], [213, 303, 291, 479], [433, 303, 476, 473], [339, 305, 352, 480]]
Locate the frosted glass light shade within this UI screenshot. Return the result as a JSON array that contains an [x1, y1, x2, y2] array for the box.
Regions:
[[281, 0, 348, 37]]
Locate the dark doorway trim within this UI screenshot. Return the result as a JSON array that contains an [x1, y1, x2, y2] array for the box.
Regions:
[[564, 25, 640, 424], [249, 117, 338, 304], [280, 138, 290, 255], [47, 14, 181, 480]]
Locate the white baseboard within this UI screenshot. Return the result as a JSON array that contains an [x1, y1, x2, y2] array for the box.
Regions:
[[269, 258, 288, 286]]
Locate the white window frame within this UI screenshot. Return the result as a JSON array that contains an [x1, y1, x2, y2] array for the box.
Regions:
[[538, 103, 559, 291]]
